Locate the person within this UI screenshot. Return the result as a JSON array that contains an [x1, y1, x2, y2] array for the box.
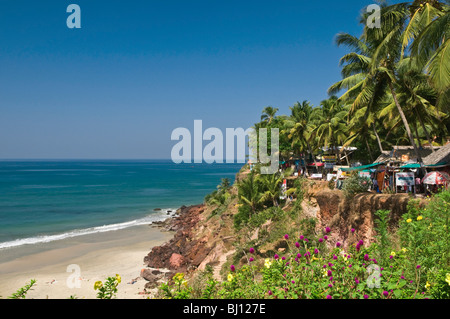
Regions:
[[373, 178, 379, 193]]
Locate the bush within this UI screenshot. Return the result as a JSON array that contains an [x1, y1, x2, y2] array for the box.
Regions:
[[342, 173, 372, 198], [94, 274, 121, 299]]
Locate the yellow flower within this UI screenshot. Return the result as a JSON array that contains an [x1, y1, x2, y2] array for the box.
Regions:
[[94, 281, 103, 290], [115, 274, 121, 284], [227, 273, 234, 282], [390, 251, 396, 257], [312, 256, 319, 261], [445, 273, 450, 286], [173, 273, 185, 283], [417, 216, 423, 221], [425, 281, 431, 289], [406, 219, 412, 223], [401, 248, 407, 253], [264, 258, 272, 269]]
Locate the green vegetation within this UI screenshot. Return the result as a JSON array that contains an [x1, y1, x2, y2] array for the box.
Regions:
[[341, 173, 372, 198], [7, 279, 36, 299], [251, 1, 449, 165], [158, 189, 450, 299], [94, 274, 121, 299]]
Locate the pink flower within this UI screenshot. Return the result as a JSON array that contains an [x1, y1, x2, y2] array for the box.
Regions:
[[230, 265, 235, 272], [324, 235, 328, 240], [319, 238, 323, 243], [351, 228, 355, 233], [336, 242, 341, 248], [325, 227, 331, 233], [299, 235, 304, 240], [249, 247, 255, 254], [284, 234, 289, 240], [295, 242, 300, 248], [249, 257, 254, 262], [326, 295, 332, 299]]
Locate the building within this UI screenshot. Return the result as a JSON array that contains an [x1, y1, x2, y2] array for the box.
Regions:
[[374, 146, 439, 164]]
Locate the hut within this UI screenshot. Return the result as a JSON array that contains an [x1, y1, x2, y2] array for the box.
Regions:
[[423, 143, 450, 174]]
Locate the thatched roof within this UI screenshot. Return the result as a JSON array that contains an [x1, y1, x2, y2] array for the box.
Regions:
[[423, 143, 450, 166], [374, 145, 440, 164]]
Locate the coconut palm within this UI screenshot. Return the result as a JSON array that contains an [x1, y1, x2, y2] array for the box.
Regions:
[[407, 1, 449, 95], [260, 106, 279, 125], [285, 101, 315, 160], [237, 172, 264, 217], [310, 96, 349, 153]]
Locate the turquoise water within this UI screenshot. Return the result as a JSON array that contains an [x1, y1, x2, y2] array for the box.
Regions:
[[0, 160, 242, 249]]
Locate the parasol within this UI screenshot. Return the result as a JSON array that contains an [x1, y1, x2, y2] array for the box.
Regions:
[[422, 171, 450, 185]]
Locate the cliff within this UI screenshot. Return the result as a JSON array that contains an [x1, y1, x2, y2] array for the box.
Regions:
[[140, 175, 417, 293]]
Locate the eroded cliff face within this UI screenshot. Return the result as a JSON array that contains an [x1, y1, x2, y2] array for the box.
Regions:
[[312, 190, 411, 250], [141, 182, 416, 291]]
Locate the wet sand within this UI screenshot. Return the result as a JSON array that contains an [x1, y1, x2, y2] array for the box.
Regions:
[[0, 225, 174, 299]]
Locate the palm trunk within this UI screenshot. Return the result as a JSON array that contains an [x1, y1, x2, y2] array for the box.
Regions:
[[412, 122, 423, 149], [365, 138, 374, 162], [415, 108, 435, 153], [372, 123, 384, 153], [389, 82, 423, 163]]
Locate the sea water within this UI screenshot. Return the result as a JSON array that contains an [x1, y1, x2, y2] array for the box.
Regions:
[[0, 160, 242, 250]]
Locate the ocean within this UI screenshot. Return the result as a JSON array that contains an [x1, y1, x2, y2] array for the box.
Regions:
[[0, 160, 242, 250]]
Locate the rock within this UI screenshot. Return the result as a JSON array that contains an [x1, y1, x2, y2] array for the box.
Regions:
[[140, 268, 164, 282], [144, 204, 207, 273], [169, 253, 186, 270], [154, 208, 162, 211]]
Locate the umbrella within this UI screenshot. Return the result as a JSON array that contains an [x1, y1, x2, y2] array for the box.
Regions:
[[422, 171, 450, 185]]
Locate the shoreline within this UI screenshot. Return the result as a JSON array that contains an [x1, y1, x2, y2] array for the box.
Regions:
[[0, 224, 175, 299]]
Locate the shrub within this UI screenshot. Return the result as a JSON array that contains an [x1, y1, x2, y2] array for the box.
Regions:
[[94, 274, 121, 299], [8, 279, 36, 299], [342, 173, 372, 198]]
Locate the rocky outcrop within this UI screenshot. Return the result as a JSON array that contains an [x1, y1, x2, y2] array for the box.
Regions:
[[142, 204, 211, 287]]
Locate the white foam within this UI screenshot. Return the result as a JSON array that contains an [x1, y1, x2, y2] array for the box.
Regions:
[[0, 208, 178, 250]]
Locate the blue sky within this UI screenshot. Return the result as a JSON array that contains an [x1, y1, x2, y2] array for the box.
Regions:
[[0, 0, 401, 159]]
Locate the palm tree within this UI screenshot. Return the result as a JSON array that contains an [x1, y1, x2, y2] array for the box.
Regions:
[[328, 31, 387, 154], [260, 173, 284, 207], [237, 172, 264, 217], [310, 97, 349, 154], [261, 106, 279, 125], [407, 1, 449, 95], [285, 101, 314, 161], [332, 2, 427, 163]]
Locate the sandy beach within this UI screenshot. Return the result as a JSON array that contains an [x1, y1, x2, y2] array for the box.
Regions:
[[0, 225, 174, 299]]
